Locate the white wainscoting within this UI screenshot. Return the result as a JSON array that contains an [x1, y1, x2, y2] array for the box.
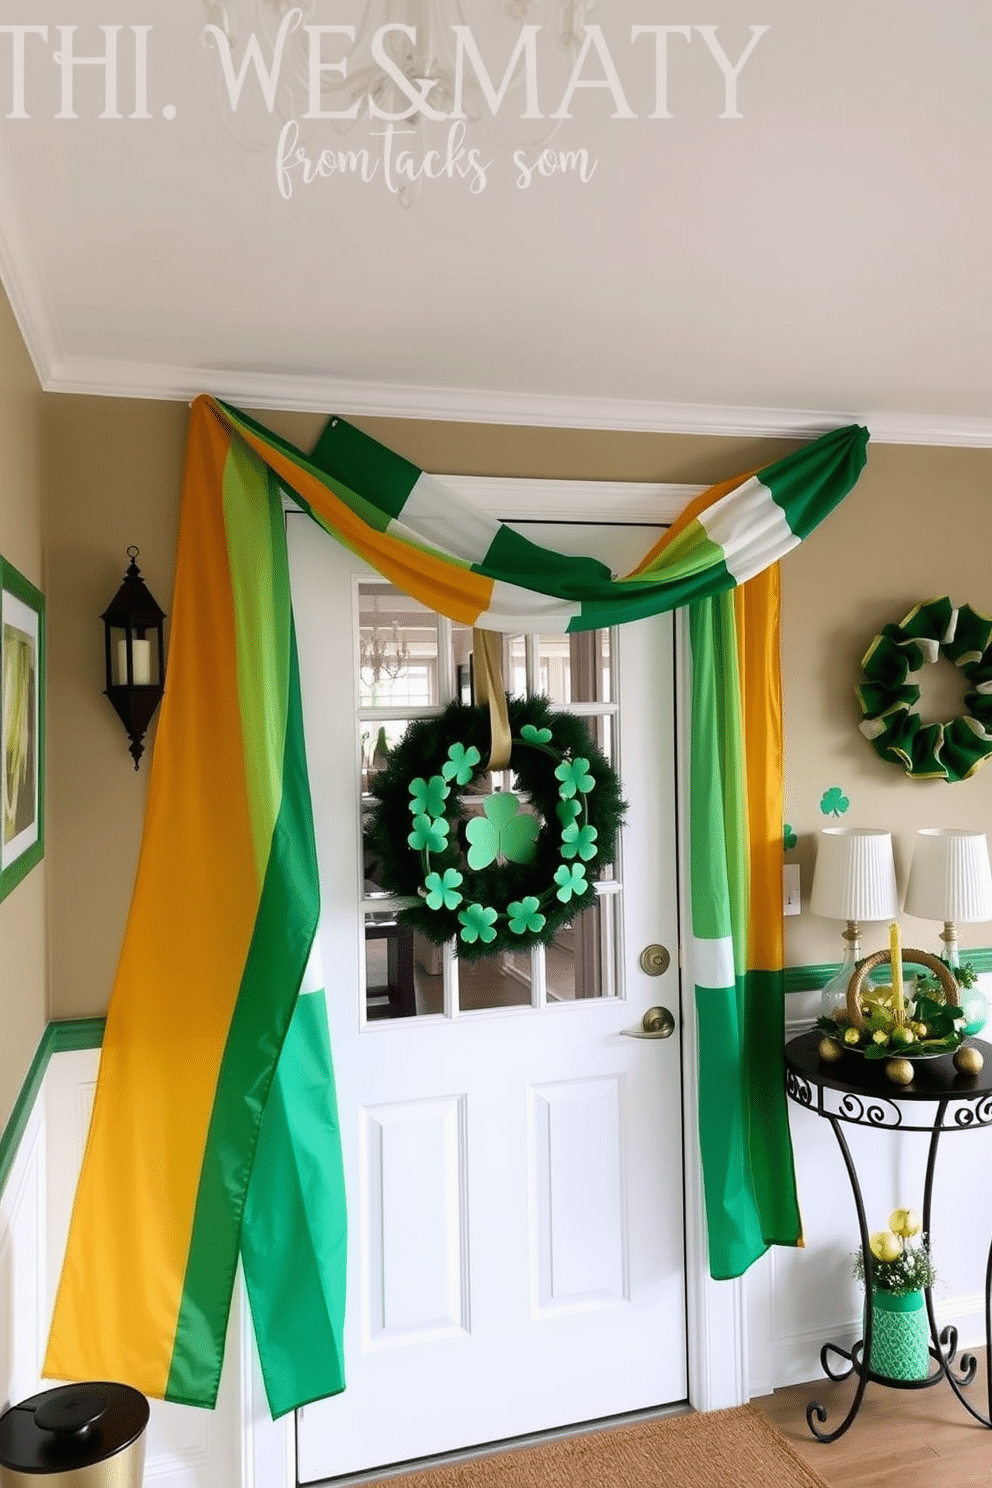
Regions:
[[1, 1048, 294, 1488]]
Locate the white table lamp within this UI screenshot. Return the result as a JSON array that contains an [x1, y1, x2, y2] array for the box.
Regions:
[[810, 828, 900, 1018], [904, 828, 992, 969]]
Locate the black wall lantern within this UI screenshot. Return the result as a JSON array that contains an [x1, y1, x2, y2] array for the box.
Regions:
[[101, 546, 166, 769]]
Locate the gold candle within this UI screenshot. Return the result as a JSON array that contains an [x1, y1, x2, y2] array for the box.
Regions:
[[890, 921, 904, 1023]]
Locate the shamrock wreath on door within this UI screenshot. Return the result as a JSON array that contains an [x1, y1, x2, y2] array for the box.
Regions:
[[364, 695, 626, 960], [856, 597, 992, 782]]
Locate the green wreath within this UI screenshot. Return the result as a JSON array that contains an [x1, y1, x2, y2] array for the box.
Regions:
[[364, 695, 626, 961], [857, 597, 992, 782]]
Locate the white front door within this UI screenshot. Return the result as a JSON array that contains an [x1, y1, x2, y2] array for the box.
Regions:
[[288, 512, 686, 1483]]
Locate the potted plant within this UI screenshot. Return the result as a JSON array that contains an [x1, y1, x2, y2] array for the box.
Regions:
[[853, 1207, 936, 1381]]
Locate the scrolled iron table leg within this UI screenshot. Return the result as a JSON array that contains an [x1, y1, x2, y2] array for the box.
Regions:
[[921, 1103, 990, 1425], [819, 1342, 856, 1383], [805, 1115, 873, 1441]]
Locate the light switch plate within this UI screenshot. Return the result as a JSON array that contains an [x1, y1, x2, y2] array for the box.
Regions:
[[783, 863, 801, 915]]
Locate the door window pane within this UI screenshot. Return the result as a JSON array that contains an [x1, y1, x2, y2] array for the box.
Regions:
[[456, 954, 533, 1011], [359, 585, 438, 707], [361, 717, 417, 802], [365, 913, 443, 1019], [354, 583, 623, 1017], [506, 631, 612, 706], [545, 893, 618, 1002]]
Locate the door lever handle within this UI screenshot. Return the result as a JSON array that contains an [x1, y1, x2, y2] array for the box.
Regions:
[[621, 1006, 676, 1039]]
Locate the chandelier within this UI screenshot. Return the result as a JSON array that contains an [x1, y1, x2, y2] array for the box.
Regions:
[[360, 594, 410, 698], [201, 0, 598, 202]]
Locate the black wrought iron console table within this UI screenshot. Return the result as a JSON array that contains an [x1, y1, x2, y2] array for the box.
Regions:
[[784, 1030, 992, 1442]]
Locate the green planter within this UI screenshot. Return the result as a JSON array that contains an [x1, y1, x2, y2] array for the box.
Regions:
[[867, 1288, 930, 1381]]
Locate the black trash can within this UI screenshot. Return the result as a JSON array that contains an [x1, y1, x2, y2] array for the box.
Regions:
[[0, 1383, 148, 1486]]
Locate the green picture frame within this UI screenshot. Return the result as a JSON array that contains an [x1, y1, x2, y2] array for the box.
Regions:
[[1, 556, 45, 902]]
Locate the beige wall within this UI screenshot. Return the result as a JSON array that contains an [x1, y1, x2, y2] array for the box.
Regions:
[[782, 444, 992, 966], [43, 396, 187, 1021], [42, 399, 992, 1019], [0, 291, 46, 1129]]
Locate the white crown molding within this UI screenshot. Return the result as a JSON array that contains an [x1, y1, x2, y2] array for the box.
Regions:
[[34, 354, 992, 450], [443, 476, 703, 523]]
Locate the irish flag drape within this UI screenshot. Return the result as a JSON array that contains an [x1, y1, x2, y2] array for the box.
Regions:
[[45, 397, 868, 1414]]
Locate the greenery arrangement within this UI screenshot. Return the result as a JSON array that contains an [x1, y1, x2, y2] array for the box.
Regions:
[[364, 694, 626, 961], [817, 959, 971, 1061], [916, 959, 977, 999], [852, 1208, 936, 1295]]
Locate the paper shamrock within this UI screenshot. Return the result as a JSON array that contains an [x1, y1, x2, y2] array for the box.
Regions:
[[465, 793, 539, 869], [409, 775, 449, 818], [458, 902, 498, 945], [408, 814, 450, 854], [424, 868, 463, 911]]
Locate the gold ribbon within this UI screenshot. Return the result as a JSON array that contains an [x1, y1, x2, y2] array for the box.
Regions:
[[472, 628, 512, 772]]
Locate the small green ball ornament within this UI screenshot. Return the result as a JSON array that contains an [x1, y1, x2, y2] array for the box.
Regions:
[[885, 1057, 915, 1086], [818, 1036, 843, 1063]]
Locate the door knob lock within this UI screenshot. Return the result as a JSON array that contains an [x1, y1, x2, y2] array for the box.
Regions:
[[639, 944, 671, 976]]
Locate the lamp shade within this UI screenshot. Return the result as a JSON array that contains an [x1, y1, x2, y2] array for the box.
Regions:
[[904, 828, 992, 923], [810, 828, 899, 922]]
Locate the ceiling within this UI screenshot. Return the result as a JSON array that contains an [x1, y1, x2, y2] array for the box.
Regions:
[[2, 0, 991, 443]]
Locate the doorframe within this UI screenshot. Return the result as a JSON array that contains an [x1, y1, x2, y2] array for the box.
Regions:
[[277, 473, 747, 1482]]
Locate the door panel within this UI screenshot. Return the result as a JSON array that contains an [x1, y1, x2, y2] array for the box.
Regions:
[[289, 513, 685, 1483]]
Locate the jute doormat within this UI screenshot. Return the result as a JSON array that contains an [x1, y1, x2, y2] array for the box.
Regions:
[[368, 1406, 831, 1488]]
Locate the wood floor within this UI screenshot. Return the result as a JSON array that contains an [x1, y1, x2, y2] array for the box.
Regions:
[[753, 1350, 992, 1487]]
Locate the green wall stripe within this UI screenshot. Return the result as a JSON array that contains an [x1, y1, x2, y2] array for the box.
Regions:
[[50, 1018, 107, 1053], [0, 1020, 105, 1203], [783, 947, 992, 994], [0, 1030, 53, 1202]]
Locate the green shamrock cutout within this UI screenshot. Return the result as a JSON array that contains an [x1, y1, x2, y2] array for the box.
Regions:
[[408, 814, 450, 854], [820, 787, 850, 818], [424, 868, 463, 910], [555, 756, 595, 799], [409, 775, 449, 818], [553, 863, 588, 902], [561, 822, 598, 861], [441, 742, 481, 786], [557, 798, 581, 827], [465, 793, 539, 869], [507, 896, 547, 935], [520, 724, 553, 746], [783, 824, 797, 851], [458, 902, 498, 944]]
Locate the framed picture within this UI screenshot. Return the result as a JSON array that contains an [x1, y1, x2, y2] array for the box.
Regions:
[[1, 556, 44, 901]]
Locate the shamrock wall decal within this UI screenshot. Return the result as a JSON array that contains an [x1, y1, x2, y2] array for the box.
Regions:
[[465, 793, 539, 869], [820, 787, 850, 818], [783, 824, 797, 851]]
